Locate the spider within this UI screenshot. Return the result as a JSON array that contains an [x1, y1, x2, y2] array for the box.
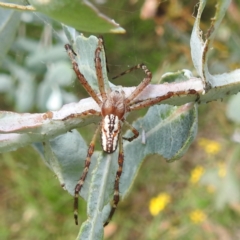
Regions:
[[64, 37, 152, 227]]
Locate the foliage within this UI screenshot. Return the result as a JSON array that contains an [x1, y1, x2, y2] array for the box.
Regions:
[[0, 0, 240, 240], [0, 0, 125, 34]]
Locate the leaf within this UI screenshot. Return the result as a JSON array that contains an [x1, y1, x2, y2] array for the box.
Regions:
[[121, 103, 198, 197], [25, 44, 69, 72], [73, 33, 110, 93], [28, 0, 125, 34], [226, 93, 240, 124], [73, 103, 197, 239], [33, 129, 99, 200], [0, 74, 13, 92], [3, 59, 36, 112], [37, 60, 74, 111], [190, 0, 240, 92], [0, 0, 23, 65]]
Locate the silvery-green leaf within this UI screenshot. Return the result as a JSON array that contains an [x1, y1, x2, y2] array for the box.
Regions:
[[77, 103, 197, 239], [74, 34, 110, 93], [190, 0, 239, 91], [0, 74, 13, 92], [0, 0, 23, 65], [37, 61, 74, 111], [33, 129, 99, 201], [226, 93, 240, 124], [3, 59, 35, 112], [25, 44, 68, 72]]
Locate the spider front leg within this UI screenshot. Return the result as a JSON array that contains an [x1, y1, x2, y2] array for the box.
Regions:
[[104, 132, 124, 227], [65, 44, 102, 106], [74, 124, 101, 225], [112, 63, 152, 105], [95, 37, 107, 101]]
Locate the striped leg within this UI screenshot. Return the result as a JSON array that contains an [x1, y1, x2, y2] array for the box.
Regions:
[[65, 44, 102, 106], [74, 124, 101, 225], [128, 89, 200, 112], [104, 132, 124, 227], [62, 109, 101, 121], [122, 120, 139, 142], [95, 37, 107, 101], [112, 63, 152, 105]]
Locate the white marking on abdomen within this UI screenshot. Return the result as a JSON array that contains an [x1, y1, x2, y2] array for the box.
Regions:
[[101, 114, 120, 153]]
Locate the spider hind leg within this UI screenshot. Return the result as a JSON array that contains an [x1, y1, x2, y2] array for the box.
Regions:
[[104, 132, 124, 227], [74, 124, 101, 225], [104, 120, 139, 227]]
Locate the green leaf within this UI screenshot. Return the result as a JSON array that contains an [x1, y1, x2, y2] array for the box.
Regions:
[[28, 0, 125, 34], [226, 93, 240, 124], [0, 0, 23, 65]]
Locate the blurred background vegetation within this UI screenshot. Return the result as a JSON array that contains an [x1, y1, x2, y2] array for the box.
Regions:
[[1, 0, 240, 239]]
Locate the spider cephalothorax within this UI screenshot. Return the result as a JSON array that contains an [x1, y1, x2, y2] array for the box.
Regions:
[[64, 36, 152, 226]]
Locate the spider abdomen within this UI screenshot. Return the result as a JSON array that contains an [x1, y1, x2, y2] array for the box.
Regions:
[[101, 114, 121, 153]]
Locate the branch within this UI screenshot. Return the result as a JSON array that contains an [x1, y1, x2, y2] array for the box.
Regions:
[[1, 69, 240, 153]]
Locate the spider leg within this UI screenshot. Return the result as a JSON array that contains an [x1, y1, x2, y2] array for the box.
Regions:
[[104, 132, 124, 227], [112, 64, 152, 105], [62, 109, 101, 121], [98, 36, 110, 73], [74, 124, 101, 225], [128, 89, 199, 111], [95, 37, 107, 101], [128, 92, 175, 111], [65, 44, 102, 106], [122, 120, 139, 142]]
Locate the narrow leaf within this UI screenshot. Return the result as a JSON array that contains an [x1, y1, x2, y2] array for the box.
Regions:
[[0, 0, 23, 65], [190, 0, 234, 90]]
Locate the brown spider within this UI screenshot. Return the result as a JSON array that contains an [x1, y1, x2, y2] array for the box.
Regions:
[[64, 37, 152, 227]]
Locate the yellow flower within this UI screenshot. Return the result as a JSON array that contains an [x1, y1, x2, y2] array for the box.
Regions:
[[218, 162, 227, 178], [206, 185, 215, 193], [190, 166, 204, 184], [149, 193, 171, 216], [189, 209, 206, 224], [198, 138, 221, 155]]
